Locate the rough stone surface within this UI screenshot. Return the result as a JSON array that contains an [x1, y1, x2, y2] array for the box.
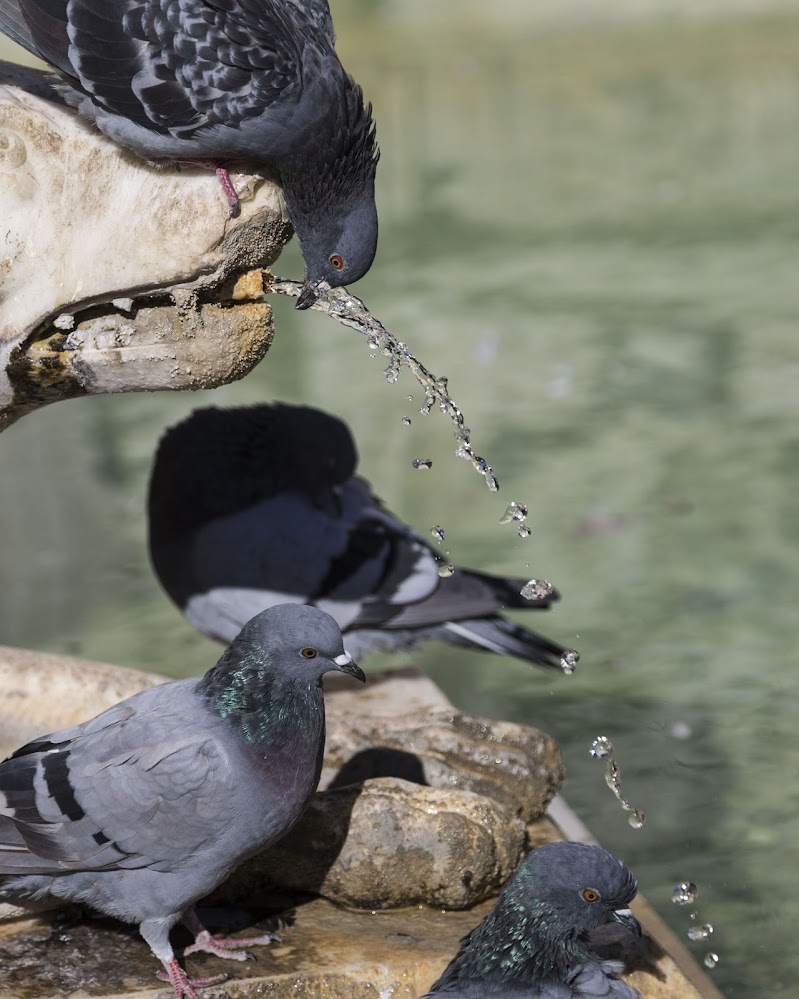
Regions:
[[216, 778, 528, 910], [0, 897, 702, 999], [0, 63, 292, 429]]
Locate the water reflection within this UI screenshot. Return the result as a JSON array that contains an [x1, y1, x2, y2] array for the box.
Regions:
[[2, 6, 799, 996]]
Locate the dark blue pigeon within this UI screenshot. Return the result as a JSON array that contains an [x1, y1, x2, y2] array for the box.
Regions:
[[0, 603, 364, 999], [423, 841, 642, 998], [147, 403, 570, 671], [0, 0, 378, 305]]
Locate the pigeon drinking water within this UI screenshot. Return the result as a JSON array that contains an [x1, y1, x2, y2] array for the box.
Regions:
[[0, 0, 379, 306], [0, 603, 365, 998], [147, 403, 571, 670], [423, 841, 642, 998]]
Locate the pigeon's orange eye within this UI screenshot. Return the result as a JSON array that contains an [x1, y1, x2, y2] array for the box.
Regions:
[[329, 254, 345, 270], [581, 888, 600, 903], [300, 647, 318, 658]]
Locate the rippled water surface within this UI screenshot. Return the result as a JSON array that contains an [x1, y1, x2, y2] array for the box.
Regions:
[[2, 4, 799, 995]]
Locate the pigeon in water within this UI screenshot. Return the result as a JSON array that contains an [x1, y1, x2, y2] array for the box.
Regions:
[[0, 0, 378, 306], [422, 841, 642, 998], [0, 603, 365, 999], [147, 403, 570, 670]]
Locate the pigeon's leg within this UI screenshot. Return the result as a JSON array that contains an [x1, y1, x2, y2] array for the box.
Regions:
[[140, 916, 229, 998], [176, 160, 241, 218], [180, 907, 281, 961]]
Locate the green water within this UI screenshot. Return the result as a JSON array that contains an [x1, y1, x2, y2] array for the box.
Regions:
[[2, 4, 799, 995]]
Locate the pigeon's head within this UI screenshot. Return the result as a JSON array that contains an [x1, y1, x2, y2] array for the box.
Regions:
[[508, 842, 640, 940], [280, 79, 379, 310], [294, 191, 378, 310], [238, 603, 365, 685]]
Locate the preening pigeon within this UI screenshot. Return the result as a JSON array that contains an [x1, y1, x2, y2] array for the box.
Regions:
[[0, 603, 364, 999], [147, 403, 570, 670], [423, 841, 642, 998], [0, 0, 378, 306]]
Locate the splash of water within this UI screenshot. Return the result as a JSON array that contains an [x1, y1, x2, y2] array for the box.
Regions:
[[589, 736, 646, 829], [672, 882, 698, 906], [520, 579, 554, 601], [264, 276, 500, 491]]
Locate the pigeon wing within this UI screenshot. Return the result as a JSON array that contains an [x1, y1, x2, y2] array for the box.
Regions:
[[184, 479, 441, 637], [0, 685, 231, 874], [11, 0, 310, 135]]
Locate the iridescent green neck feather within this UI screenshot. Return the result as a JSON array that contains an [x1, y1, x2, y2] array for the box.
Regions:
[[197, 640, 324, 749]]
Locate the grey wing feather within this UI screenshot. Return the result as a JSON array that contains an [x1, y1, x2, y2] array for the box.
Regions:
[[3, 0, 312, 136], [184, 479, 440, 636], [0, 681, 231, 875], [566, 961, 641, 998]]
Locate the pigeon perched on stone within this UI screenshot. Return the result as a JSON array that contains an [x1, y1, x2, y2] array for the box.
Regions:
[[0, 603, 364, 999], [147, 403, 570, 670], [422, 841, 642, 998], [0, 0, 378, 305]]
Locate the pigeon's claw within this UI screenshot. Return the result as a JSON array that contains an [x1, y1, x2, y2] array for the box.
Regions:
[[214, 166, 241, 218], [182, 927, 280, 961], [157, 959, 229, 998]]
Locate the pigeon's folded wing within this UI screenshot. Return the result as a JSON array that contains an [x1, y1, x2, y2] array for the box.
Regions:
[[185, 479, 440, 636], [5, 0, 312, 134], [0, 689, 230, 874], [566, 961, 641, 998]]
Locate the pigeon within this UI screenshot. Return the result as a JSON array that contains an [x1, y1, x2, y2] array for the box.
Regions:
[[422, 841, 642, 998], [0, 0, 378, 306], [147, 403, 571, 670], [0, 603, 365, 999]]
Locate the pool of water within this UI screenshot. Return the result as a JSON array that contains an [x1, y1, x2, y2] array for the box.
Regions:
[[2, 4, 798, 995]]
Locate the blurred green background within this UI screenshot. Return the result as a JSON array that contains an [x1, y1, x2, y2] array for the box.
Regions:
[[2, 1, 799, 994]]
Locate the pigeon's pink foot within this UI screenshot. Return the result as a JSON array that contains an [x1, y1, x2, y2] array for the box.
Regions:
[[182, 927, 281, 961], [157, 958, 229, 998], [176, 159, 240, 218]]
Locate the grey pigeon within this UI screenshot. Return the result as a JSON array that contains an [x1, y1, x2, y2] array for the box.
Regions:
[[147, 403, 570, 670], [0, 603, 365, 999], [0, 0, 378, 306], [422, 841, 642, 999]]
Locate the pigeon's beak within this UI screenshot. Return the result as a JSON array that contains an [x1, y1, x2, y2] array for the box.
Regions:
[[334, 651, 365, 683], [612, 907, 642, 938], [295, 278, 330, 310]]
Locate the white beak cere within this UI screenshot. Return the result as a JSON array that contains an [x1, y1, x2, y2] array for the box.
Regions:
[[334, 652, 353, 666]]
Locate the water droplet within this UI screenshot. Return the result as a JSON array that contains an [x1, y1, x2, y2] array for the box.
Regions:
[[385, 361, 400, 383], [412, 458, 433, 470], [627, 811, 646, 829], [560, 649, 580, 674], [401, 416, 412, 426], [368, 336, 380, 350], [430, 526, 446, 544], [500, 501, 529, 524], [703, 952, 719, 969], [518, 525, 531, 538], [406, 394, 413, 402], [672, 882, 698, 906], [590, 736, 613, 760], [437, 563, 455, 577], [687, 924, 714, 942], [520, 579, 554, 601]]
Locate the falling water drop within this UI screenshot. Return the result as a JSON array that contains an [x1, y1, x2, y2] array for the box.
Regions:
[[590, 737, 613, 760], [589, 736, 646, 828], [687, 924, 714, 942], [500, 501, 529, 524], [672, 882, 698, 906], [406, 394, 413, 402], [518, 525, 532, 538], [438, 563, 455, 578], [412, 458, 433, 471], [401, 417, 412, 426], [560, 649, 580, 675], [704, 953, 719, 969], [521, 579, 554, 601], [430, 526, 446, 544]]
